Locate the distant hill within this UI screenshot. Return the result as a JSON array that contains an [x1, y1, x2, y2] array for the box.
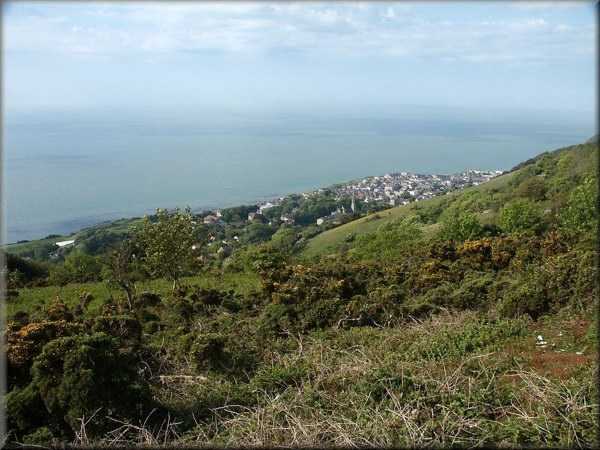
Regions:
[[3, 216, 142, 259]]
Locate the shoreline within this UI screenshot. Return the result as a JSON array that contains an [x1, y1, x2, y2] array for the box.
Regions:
[[5, 166, 502, 246]]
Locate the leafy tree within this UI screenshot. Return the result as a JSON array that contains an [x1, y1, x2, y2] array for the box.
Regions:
[[516, 176, 547, 201], [439, 211, 483, 242], [63, 251, 103, 283], [4, 253, 48, 287], [261, 205, 283, 221], [134, 208, 198, 290], [243, 223, 276, 244], [102, 240, 143, 309], [294, 198, 339, 226], [47, 265, 71, 287], [47, 252, 102, 286], [499, 199, 543, 235], [559, 176, 598, 234], [33, 242, 59, 261], [270, 226, 299, 251], [220, 204, 257, 223], [79, 230, 124, 255]]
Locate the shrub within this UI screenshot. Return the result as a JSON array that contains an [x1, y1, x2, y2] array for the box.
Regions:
[[559, 176, 598, 234], [439, 211, 483, 242], [516, 176, 547, 201], [449, 272, 495, 309], [6, 320, 83, 389], [191, 333, 227, 371], [135, 291, 162, 308], [498, 274, 548, 319], [258, 303, 295, 336], [407, 318, 528, 360], [351, 216, 423, 261], [499, 199, 543, 235], [355, 367, 418, 403], [190, 332, 259, 376], [45, 297, 74, 321], [22, 427, 55, 446], [6, 384, 49, 439], [251, 364, 309, 394], [31, 332, 151, 438], [90, 315, 143, 349]]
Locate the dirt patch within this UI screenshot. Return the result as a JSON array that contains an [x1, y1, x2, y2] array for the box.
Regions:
[[498, 351, 592, 386], [529, 350, 592, 379], [567, 319, 591, 339]]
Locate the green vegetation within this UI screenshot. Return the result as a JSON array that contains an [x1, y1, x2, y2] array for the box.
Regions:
[[134, 207, 199, 289], [5, 217, 144, 260], [3, 141, 598, 447], [499, 199, 543, 234]]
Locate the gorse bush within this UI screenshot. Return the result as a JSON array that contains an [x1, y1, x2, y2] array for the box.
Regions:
[[6, 327, 153, 442], [31, 333, 151, 437]]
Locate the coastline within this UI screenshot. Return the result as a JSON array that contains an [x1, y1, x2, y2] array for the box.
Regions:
[[5, 167, 501, 246]]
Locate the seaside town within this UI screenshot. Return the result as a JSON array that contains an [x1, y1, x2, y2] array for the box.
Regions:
[[202, 168, 503, 227], [327, 169, 503, 207], [35, 167, 503, 260]]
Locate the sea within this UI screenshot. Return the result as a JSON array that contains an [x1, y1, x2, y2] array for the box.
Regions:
[[3, 106, 594, 243]]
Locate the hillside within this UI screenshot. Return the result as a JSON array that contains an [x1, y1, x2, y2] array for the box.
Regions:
[[302, 142, 596, 259], [4, 140, 598, 447], [4, 216, 143, 260]]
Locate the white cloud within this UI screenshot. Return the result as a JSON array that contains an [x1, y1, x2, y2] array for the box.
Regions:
[[511, 1, 591, 10], [3, 2, 595, 64]]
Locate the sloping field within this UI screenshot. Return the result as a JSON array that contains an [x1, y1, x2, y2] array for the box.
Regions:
[[302, 169, 518, 258]]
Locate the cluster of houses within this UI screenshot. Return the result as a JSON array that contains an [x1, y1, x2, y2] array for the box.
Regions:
[[330, 169, 502, 209], [202, 198, 296, 227], [200, 169, 501, 230], [316, 203, 354, 227]]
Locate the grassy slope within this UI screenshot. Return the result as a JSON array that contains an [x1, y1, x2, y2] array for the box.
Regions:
[[174, 309, 595, 447], [7, 271, 260, 319], [302, 169, 518, 258]]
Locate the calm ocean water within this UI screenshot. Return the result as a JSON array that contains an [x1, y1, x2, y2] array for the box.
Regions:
[[3, 108, 594, 243]]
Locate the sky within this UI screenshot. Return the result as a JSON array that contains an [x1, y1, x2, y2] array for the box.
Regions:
[[2, 1, 597, 120]]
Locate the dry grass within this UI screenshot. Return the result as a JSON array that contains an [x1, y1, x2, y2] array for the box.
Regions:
[[71, 310, 597, 448]]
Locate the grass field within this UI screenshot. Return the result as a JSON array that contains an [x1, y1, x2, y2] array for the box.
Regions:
[[6, 271, 261, 319], [151, 309, 597, 447]]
